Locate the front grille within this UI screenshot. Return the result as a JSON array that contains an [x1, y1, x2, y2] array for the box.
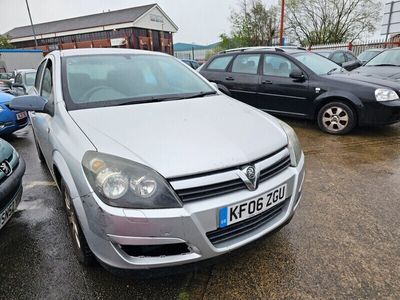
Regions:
[[174, 154, 291, 202], [120, 243, 190, 257], [16, 117, 28, 126], [206, 198, 288, 245]]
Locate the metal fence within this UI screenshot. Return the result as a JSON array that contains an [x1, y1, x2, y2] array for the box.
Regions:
[[308, 38, 400, 56]]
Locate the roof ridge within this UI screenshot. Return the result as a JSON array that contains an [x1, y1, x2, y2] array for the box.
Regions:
[[5, 3, 157, 36]]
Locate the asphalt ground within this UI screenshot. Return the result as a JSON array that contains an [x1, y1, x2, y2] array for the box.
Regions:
[[1, 119, 400, 300]]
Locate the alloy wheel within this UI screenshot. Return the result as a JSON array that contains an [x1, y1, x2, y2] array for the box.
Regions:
[[322, 106, 349, 132]]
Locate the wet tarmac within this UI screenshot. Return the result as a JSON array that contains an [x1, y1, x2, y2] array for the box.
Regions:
[[1, 120, 400, 299]]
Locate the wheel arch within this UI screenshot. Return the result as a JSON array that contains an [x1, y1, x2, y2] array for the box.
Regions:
[[313, 92, 362, 124]]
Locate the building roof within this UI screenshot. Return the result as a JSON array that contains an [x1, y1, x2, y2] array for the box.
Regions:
[[174, 42, 220, 52], [6, 4, 173, 40]]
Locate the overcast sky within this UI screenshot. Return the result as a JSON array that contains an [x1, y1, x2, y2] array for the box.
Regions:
[[0, 0, 277, 45]]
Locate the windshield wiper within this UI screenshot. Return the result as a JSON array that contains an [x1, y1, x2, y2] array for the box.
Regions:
[[116, 91, 217, 106], [179, 91, 217, 99]]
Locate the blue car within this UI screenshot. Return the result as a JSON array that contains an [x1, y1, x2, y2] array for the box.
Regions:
[[0, 92, 28, 136]]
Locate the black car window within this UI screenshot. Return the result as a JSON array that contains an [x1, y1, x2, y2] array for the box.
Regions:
[[344, 52, 356, 61], [231, 54, 261, 74], [331, 52, 346, 64], [15, 74, 22, 84], [35, 60, 47, 91], [40, 60, 54, 102], [207, 55, 234, 71], [263, 55, 300, 77], [191, 61, 200, 69]]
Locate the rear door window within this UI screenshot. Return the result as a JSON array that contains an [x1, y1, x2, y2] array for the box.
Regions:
[[231, 54, 261, 75], [207, 55, 234, 71], [263, 55, 300, 77]]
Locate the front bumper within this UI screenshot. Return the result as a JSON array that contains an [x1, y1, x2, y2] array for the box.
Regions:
[[0, 158, 25, 230], [0, 106, 29, 136], [359, 100, 400, 126], [77, 155, 305, 270]]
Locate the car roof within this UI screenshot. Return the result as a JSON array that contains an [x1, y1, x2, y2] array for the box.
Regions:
[[56, 48, 169, 57]]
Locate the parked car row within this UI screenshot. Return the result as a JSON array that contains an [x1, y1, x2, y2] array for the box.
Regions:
[[199, 47, 400, 134], [2, 46, 400, 274]]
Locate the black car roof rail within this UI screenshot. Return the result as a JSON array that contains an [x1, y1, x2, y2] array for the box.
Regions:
[[218, 46, 306, 54]]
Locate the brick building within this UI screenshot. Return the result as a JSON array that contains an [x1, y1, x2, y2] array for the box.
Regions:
[[5, 4, 178, 55]]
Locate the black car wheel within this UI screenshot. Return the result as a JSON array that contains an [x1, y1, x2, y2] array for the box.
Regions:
[[61, 180, 95, 266], [317, 102, 356, 134]]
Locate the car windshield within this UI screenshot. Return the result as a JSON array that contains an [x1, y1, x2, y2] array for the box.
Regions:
[[365, 49, 400, 66], [291, 52, 345, 75], [316, 52, 331, 58], [358, 50, 381, 62], [62, 54, 215, 110], [25, 72, 36, 87]]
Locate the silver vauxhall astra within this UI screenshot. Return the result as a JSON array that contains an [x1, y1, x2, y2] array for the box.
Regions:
[[11, 48, 305, 271]]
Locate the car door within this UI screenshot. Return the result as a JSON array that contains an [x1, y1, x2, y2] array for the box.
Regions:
[[257, 53, 314, 116], [222, 53, 261, 107], [200, 54, 235, 91], [31, 59, 54, 166]]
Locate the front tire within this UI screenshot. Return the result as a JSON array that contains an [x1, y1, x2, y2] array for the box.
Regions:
[[61, 180, 95, 266], [317, 101, 356, 134]]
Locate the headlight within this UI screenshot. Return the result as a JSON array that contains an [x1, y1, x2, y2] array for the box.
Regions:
[[375, 88, 399, 102], [0, 106, 4, 112], [82, 151, 182, 209], [278, 120, 302, 167]]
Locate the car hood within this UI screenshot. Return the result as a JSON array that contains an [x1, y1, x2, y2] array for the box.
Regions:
[[0, 92, 13, 104], [326, 72, 400, 89], [352, 66, 400, 80], [69, 95, 288, 178]]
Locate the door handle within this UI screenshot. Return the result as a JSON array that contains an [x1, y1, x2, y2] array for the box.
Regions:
[[225, 76, 235, 81], [261, 80, 272, 84]]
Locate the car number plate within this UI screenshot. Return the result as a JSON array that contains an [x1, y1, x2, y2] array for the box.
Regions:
[[0, 198, 18, 230], [219, 184, 287, 228], [16, 111, 27, 120]]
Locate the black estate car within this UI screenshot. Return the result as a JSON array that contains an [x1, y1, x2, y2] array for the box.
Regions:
[[0, 138, 25, 230], [200, 47, 400, 134]]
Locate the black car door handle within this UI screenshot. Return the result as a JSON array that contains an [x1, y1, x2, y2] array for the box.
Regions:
[[226, 77, 235, 81], [261, 80, 272, 84]]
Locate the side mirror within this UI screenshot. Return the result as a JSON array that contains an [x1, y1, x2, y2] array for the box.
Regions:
[[289, 70, 305, 81], [10, 95, 51, 114], [342, 60, 362, 71]]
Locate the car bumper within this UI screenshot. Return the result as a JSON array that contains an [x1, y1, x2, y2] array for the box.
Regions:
[[0, 158, 25, 230], [0, 118, 29, 135], [77, 154, 305, 270], [359, 100, 400, 126]]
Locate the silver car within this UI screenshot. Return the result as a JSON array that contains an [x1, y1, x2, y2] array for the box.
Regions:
[[11, 49, 305, 271]]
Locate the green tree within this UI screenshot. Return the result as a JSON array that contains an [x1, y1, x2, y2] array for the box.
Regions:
[[285, 0, 382, 46], [0, 36, 14, 49], [221, 0, 278, 50]]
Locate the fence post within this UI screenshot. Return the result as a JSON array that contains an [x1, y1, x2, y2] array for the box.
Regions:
[[348, 41, 353, 51]]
